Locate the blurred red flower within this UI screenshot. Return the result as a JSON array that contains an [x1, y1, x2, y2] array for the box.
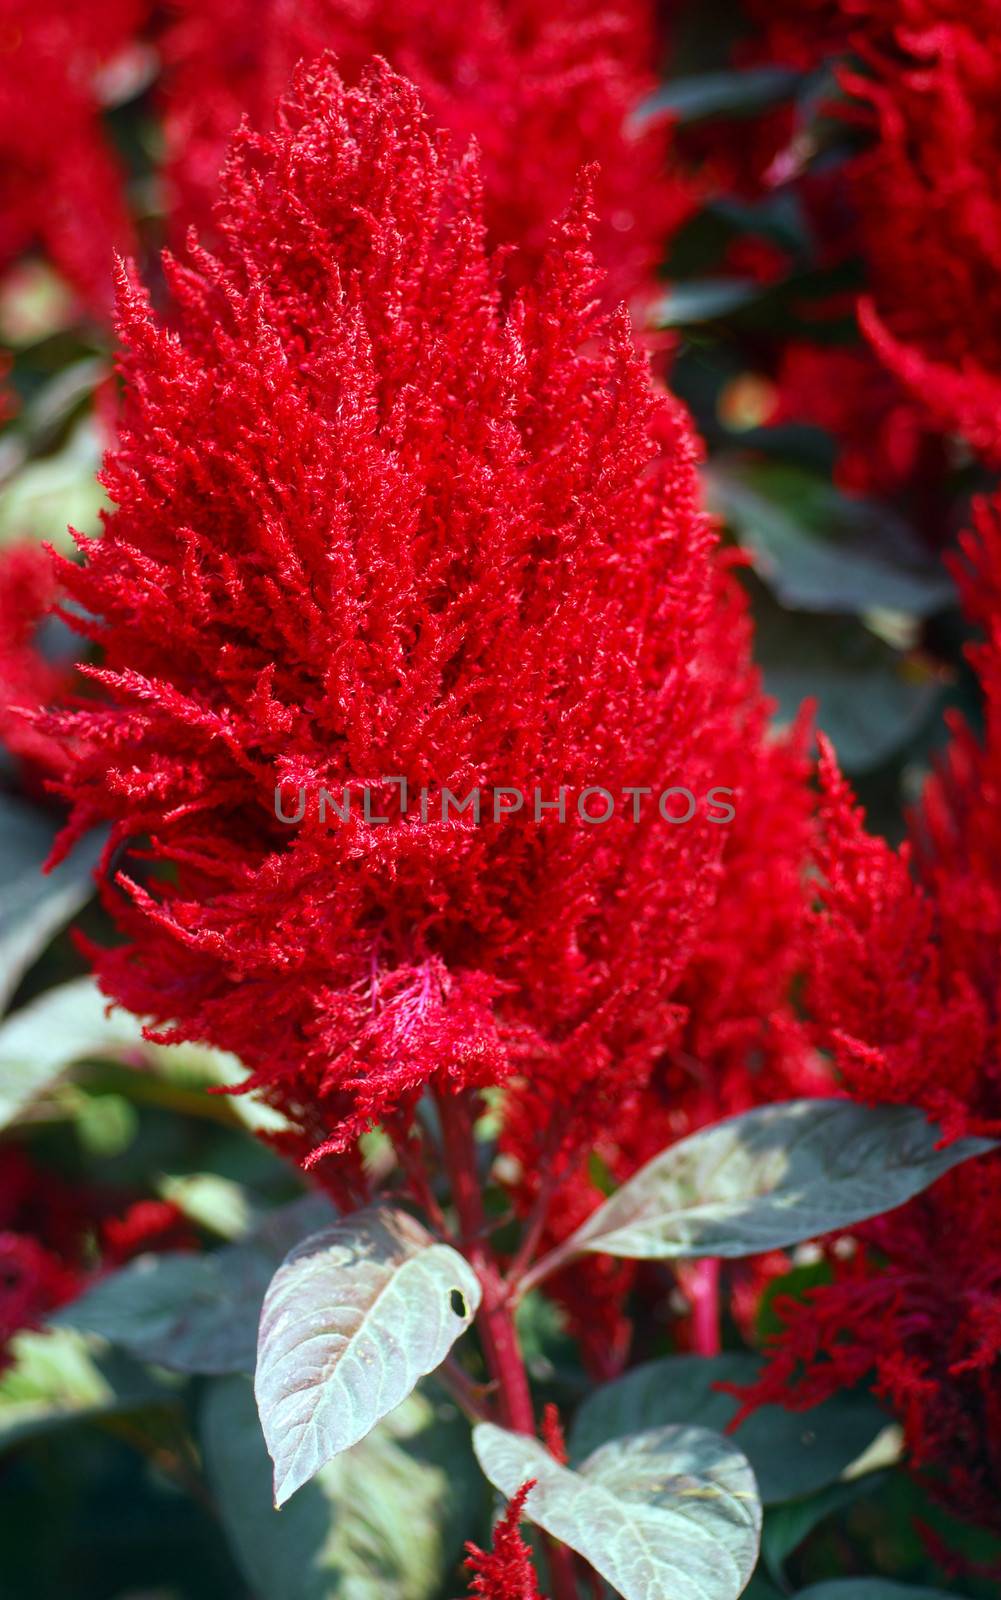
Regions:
[[161, 0, 692, 307], [0, 0, 147, 314]]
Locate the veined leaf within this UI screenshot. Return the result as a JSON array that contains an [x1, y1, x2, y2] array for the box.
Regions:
[[530, 1102, 992, 1269], [255, 1206, 480, 1506], [570, 1353, 885, 1505], [474, 1421, 761, 1600]]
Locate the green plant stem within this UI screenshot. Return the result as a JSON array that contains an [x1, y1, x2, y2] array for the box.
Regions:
[[435, 1088, 536, 1435]]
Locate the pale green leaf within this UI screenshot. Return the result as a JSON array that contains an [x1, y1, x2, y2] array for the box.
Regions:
[[256, 1206, 481, 1505], [474, 1421, 761, 1600], [547, 1101, 992, 1265]]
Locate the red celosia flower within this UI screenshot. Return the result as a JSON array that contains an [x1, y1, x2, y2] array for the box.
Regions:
[[499, 569, 820, 1368], [735, 495, 1001, 1534], [161, 0, 692, 307], [100, 1199, 199, 1266], [465, 1481, 546, 1600], [842, 11, 1001, 460], [47, 58, 771, 1191], [0, 0, 147, 314], [771, 342, 947, 506], [732, 1160, 1001, 1535], [0, 542, 70, 783], [0, 1232, 79, 1369]]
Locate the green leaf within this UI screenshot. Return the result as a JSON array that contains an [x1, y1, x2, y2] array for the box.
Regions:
[[0, 798, 102, 1015], [0, 974, 285, 1133], [794, 1585, 957, 1600], [0, 1327, 172, 1451], [0, 978, 139, 1128], [569, 1354, 885, 1504], [0, 414, 108, 550], [643, 67, 801, 124], [255, 1206, 481, 1506], [474, 1421, 761, 1600], [762, 1477, 880, 1581], [156, 1171, 255, 1240], [535, 1101, 992, 1266], [203, 1375, 484, 1600], [749, 583, 941, 774], [57, 1194, 335, 1376], [707, 462, 954, 617], [656, 278, 764, 326]]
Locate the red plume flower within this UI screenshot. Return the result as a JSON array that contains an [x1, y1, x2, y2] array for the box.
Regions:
[[0, 542, 70, 784], [734, 494, 1001, 1535], [0, 0, 147, 314], [845, 10, 1001, 460], [47, 58, 772, 1192], [161, 0, 692, 307], [465, 1481, 546, 1600]]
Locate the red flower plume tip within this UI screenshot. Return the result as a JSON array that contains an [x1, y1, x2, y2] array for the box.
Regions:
[[45, 57, 751, 1184], [465, 1481, 546, 1600], [161, 0, 693, 308]]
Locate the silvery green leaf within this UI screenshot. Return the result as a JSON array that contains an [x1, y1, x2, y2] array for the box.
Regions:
[[474, 1421, 761, 1600], [551, 1101, 993, 1264], [0, 1327, 173, 1452], [255, 1206, 481, 1506]]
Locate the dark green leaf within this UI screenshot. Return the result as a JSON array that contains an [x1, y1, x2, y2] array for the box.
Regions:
[[203, 1375, 483, 1600], [708, 462, 954, 617], [256, 1206, 481, 1506], [643, 68, 801, 124], [570, 1354, 885, 1504], [0, 799, 102, 1016], [794, 1585, 957, 1600], [474, 1421, 761, 1600], [57, 1194, 335, 1376], [762, 1477, 880, 1580], [750, 583, 941, 774]]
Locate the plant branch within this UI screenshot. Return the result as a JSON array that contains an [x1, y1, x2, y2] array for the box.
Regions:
[[435, 1087, 535, 1435]]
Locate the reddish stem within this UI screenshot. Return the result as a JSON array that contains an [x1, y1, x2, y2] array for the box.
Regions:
[[435, 1089, 535, 1434], [690, 1257, 722, 1356]]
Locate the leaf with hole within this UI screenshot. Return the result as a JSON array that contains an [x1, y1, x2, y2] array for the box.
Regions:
[[474, 1420, 761, 1600], [255, 1205, 480, 1506], [535, 1101, 992, 1267]]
